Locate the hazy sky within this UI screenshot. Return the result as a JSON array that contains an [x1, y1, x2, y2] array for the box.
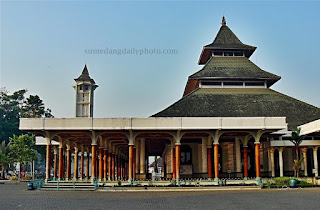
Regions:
[[1, 1, 320, 118]]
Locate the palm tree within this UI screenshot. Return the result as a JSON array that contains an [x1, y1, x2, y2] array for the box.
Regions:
[[290, 128, 305, 177], [0, 141, 11, 179]]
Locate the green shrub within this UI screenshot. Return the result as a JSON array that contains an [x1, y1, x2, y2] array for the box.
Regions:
[[273, 177, 298, 186], [9, 176, 18, 180]]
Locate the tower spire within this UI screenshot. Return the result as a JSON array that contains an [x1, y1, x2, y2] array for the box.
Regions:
[[221, 16, 226, 26]]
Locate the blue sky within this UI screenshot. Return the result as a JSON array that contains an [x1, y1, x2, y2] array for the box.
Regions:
[[1, 1, 320, 118]]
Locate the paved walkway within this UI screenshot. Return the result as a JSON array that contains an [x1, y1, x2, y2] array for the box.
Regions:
[[1, 182, 319, 209]]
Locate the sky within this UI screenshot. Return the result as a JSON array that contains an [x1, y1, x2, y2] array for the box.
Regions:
[[1, 1, 320, 118]]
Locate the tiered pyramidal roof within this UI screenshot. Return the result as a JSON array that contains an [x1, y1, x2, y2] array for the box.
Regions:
[[153, 17, 320, 130]]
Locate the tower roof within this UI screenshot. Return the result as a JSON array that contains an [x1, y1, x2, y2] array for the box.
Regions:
[[75, 65, 96, 83], [198, 17, 256, 64], [190, 56, 280, 87]]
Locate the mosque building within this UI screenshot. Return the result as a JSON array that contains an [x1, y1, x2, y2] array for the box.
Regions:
[[20, 17, 320, 184]]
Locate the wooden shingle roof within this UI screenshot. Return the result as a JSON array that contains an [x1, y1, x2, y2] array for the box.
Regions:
[[190, 57, 281, 87], [153, 88, 320, 130]]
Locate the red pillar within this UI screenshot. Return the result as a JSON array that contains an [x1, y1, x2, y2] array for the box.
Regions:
[[207, 147, 212, 179], [91, 145, 97, 179], [59, 147, 63, 179], [175, 144, 181, 180], [255, 143, 261, 178], [129, 145, 134, 181], [74, 150, 78, 180], [99, 148, 103, 180], [243, 146, 248, 178], [54, 151, 58, 179], [112, 153, 115, 180], [133, 148, 136, 180], [214, 144, 219, 179], [86, 152, 89, 179], [46, 145, 51, 180], [66, 149, 71, 179], [172, 147, 176, 179], [80, 153, 84, 179], [62, 149, 65, 178], [104, 150, 107, 180], [118, 156, 121, 179], [108, 152, 112, 180]]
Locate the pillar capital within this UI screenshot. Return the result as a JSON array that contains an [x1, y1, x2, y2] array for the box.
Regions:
[[301, 147, 307, 153], [53, 146, 58, 154]]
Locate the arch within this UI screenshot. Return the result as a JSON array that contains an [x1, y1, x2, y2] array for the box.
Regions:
[[307, 148, 314, 177], [180, 145, 192, 165], [274, 149, 280, 177]]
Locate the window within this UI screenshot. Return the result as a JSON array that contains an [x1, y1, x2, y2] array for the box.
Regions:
[[213, 51, 223, 56], [245, 81, 265, 87], [180, 145, 192, 165], [224, 52, 233, 56], [84, 85, 89, 91], [202, 81, 222, 86], [79, 85, 83, 90], [223, 81, 243, 86], [234, 51, 244, 57]]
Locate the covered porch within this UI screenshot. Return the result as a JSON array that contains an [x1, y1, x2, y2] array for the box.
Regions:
[[19, 117, 287, 184]]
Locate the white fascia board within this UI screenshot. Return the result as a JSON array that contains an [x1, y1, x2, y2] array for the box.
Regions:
[[20, 117, 287, 131], [35, 136, 59, 146], [299, 119, 320, 135], [270, 140, 320, 147]]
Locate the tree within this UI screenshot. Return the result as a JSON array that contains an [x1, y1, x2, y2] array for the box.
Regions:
[[0, 88, 26, 144], [9, 134, 37, 179], [0, 88, 53, 160], [0, 141, 12, 179], [22, 95, 53, 118], [290, 128, 305, 177]]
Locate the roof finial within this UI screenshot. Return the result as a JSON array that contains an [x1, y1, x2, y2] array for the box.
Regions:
[[221, 16, 226, 26]]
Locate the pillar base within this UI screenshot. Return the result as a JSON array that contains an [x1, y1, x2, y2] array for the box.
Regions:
[[214, 178, 220, 182], [256, 177, 262, 185], [243, 177, 248, 181], [207, 178, 213, 181], [136, 174, 146, 179]]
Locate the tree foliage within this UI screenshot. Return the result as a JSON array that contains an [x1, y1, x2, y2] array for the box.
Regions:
[[0, 88, 53, 143], [0, 141, 12, 179], [9, 134, 37, 166]]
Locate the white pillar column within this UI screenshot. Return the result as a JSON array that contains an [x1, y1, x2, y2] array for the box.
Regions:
[[135, 140, 140, 174], [302, 148, 308, 177], [140, 139, 145, 174], [235, 137, 241, 173], [202, 138, 208, 173], [314, 147, 318, 177], [270, 148, 275, 177], [279, 148, 284, 177]]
